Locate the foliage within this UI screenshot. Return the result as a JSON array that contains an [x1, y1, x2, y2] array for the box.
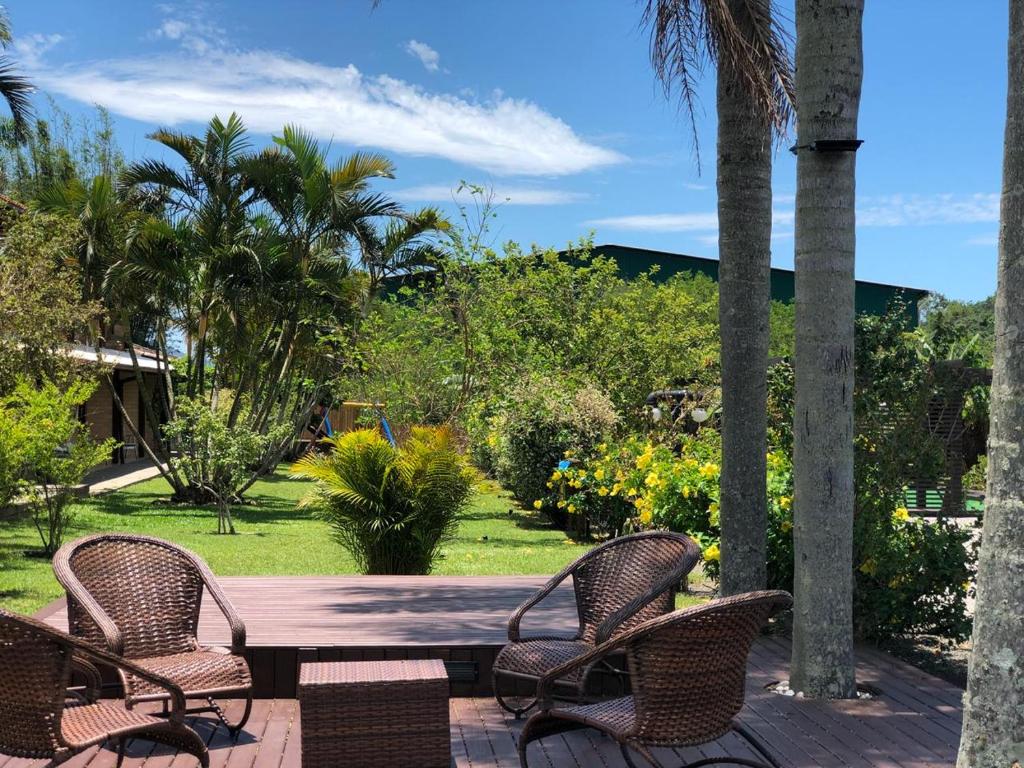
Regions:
[[0, 102, 123, 198], [768, 300, 796, 358], [766, 305, 975, 641], [964, 455, 988, 492], [346, 235, 722, 433], [0, 213, 103, 394], [291, 426, 475, 575], [4, 379, 114, 556], [162, 397, 289, 533], [919, 293, 995, 368], [484, 375, 618, 509]]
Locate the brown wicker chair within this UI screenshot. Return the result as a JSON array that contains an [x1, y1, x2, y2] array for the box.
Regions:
[[53, 533, 253, 736], [0, 608, 209, 767], [517, 590, 793, 768], [493, 531, 700, 717]]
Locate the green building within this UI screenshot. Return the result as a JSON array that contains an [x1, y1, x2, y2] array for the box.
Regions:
[[582, 244, 929, 327]]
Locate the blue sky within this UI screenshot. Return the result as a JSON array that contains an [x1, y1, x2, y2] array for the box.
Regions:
[[7, 0, 1008, 300]]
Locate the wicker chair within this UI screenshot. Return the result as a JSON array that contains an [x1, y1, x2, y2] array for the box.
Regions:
[[518, 590, 793, 768], [493, 531, 700, 717], [53, 533, 253, 736], [0, 608, 209, 767]]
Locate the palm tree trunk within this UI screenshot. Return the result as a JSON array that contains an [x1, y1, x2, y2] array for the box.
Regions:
[[716, 0, 773, 596], [789, 0, 863, 700], [957, 1, 1024, 763]]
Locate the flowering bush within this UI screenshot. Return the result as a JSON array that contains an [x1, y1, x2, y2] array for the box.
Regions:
[[537, 432, 794, 573]]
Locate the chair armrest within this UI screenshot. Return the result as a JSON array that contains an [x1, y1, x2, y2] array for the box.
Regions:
[[69, 656, 103, 703], [52, 566, 125, 656], [68, 636, 189, 721], [534, 633, 632, 710], [508, 565, 579, 643], [192, 558, 246, 653]]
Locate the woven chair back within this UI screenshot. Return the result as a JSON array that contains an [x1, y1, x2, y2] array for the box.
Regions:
[[0, 610, 67, 758], [628, 591, 790, 746], [573, 533, 694, 644], [65, 535, 203, 658]]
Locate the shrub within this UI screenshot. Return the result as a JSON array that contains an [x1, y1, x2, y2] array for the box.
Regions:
[[487, 375, 618, 509], [964, 455, 987, 492], [6, 379, 115, 556], [291, 426, 475, 575], [162, 397, 289, 533]]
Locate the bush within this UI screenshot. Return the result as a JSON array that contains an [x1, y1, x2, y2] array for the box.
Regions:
[[964, 455, 987, 492], [6, 379, 115, 556], [291, 426, 475, 575], [486, 375, 618, 509], [162, 397, 289, 533]]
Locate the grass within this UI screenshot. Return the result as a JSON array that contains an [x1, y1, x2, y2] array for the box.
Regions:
[[0, 470, 704, 615]]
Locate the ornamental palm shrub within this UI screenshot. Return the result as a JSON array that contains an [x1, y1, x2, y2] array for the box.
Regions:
[[291, 426, 475, 575]]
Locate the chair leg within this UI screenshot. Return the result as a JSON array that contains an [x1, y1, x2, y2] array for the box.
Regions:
[[208, 694, 253, 737], [495, 688, 538, 720], [115, 738, 127, 768]]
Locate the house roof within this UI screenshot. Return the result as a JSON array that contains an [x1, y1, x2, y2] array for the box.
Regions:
[[67, 344, 165, 373]]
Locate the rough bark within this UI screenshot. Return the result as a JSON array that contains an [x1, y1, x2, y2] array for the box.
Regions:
[[790, 0, 863, 699], [957, 1, 1024, 763], [716, 0, 772, 596]]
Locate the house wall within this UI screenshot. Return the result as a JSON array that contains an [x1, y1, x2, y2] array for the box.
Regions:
[[81, 372, 158, 464]]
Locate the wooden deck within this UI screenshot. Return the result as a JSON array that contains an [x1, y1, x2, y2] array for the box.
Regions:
[[26, 576, 965, 767]]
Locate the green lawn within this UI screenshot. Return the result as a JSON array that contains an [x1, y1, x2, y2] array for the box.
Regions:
[[0, 471, 605, 615]]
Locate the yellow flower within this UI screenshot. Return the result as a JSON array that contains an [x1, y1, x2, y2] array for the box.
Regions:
[[780, 520, 793, 533], [594, 468, 605, 481], [639, 509, 653, 526], [546, 481, 553, 489], [859, 558, 877, 576], [778, 496, 792, 511], [627, 487, 638, 497], [564, 449, 575, 458], [684, 458, 699, 469], [703, 544, 720, 563], [597, 486, 609, 497], [699, 462, 719, 479], [567, 503, 577, 514], [682, 485, 691, 499], [598, 442, 608, 453], [708, 502, 720, 526], [893, 507, 910, 522], [557, 500, 566, 509], [551, 470, 563, 481], [636, 452, 653, 469], [645, 471, 659, 487], [962, 581, 971, 592], [569, 480, 581, 489], [533, 499, 543, 510]]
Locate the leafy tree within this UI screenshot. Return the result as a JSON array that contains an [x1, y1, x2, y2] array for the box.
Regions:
[[5, 379, 115, 556], [0, 212, 103, 394]]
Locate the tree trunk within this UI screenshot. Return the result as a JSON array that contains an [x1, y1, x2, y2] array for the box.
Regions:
[[790, 0, 863, 700], [957, 1, 1024, 763], [716, 0, 773, 596]]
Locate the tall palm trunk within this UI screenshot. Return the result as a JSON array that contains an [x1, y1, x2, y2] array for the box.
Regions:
[[957, 1, 1024, 763], [790, 0, 863, 699], [716, 0, 773, 596]]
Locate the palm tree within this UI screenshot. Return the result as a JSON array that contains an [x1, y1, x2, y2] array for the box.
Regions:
[[355, 206, 449, 308], [0, 7, 33, 139], [642, 0, 793, 596], [789, 0, 864, 700], [121, 113, 262, 399], [957, 1, 1024, 763]]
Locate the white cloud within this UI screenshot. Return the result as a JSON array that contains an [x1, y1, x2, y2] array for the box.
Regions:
[[858, 193, 999, 227], [966, 234, 998, 247], [12, 33, 63, 67], [584, 212, 720, 232], [24, 39, 623, 177], [395, 184, 587, 206], [155, 19, 188, 41], [585, 209, 792, 233], [405, 40, 441, 72]]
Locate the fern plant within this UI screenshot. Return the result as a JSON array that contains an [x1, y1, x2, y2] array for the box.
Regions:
[[291, 427, 475, 574]]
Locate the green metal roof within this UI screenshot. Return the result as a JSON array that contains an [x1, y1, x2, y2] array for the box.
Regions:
[[582, 244, 929, 327]]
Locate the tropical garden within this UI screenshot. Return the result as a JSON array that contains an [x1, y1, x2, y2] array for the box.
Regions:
[[0, 1, 1022, 766]]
